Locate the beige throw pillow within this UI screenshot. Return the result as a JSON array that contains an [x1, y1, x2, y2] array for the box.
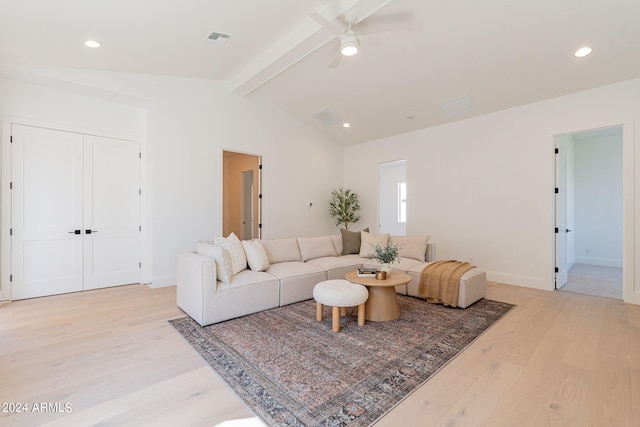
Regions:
[[390, 235, 430, 262], [359, 231, 390, 258]]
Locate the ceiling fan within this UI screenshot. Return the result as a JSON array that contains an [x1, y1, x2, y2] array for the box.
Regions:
[[309, 11, 401, 68]]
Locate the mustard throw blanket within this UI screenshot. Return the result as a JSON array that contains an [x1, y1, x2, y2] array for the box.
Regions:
[[419, 260, 475, 307]]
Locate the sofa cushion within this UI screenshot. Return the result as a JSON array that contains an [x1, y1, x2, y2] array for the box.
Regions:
[[265, 261, 324, 279], [260, 238, 302, 263], [297, 236, 337, 261], [242, 240, 270, 271], [340, 227, 369, 255], [197, 241, 232, 284], [359, 231, 390, 257], [390, 235, 430, 262], [215, 232, 247, 275]]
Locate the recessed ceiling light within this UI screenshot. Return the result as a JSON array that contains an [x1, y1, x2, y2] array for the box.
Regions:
[[574, 46, 592, 58], [342, 122, 351, 128], [84, 40, 101, 48]]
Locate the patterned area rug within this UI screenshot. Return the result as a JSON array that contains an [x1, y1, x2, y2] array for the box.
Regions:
[[170, 296, 514, 426]]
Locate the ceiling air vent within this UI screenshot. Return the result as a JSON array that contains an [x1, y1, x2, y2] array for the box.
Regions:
[[312, 108, 342, 126], [437, 94, 476, 118], [207, 32, 231, 44]]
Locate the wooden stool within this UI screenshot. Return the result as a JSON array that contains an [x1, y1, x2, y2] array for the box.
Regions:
[[313, 279, 369, 332]]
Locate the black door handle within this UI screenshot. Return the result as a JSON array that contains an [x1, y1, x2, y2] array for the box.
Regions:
[[68, 230, 81, 234], [566, 229, 572, 233], [85, 230, 98, 234]]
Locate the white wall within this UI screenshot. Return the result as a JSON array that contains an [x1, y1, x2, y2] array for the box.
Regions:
[[574, 134, 623, 267], [344, 78, 640, 304], [0, 65, 343, 292]]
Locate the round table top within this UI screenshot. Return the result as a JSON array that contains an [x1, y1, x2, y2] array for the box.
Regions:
[[345, 270, 412, 287]]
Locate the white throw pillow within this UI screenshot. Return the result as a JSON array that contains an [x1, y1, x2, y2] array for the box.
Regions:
[[359, 231, 390, 258], [215, 232, 247, 275], [242, 240, 270, 271], [259, 238, 302, 263], [390, 235, 430, 262], [197, 241, 232, 284], [297, 236, 337, 261]]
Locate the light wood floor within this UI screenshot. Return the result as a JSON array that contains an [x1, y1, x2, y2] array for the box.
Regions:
[[1, 283, 639, 427]]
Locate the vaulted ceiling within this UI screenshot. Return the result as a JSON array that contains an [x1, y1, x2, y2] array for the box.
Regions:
[[1, 0, 639, 145]]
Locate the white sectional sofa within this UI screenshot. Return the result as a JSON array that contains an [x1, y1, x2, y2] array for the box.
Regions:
[[176, 231, 486, 326]]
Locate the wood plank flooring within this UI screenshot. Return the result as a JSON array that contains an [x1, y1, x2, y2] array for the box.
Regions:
[[1, 282, 638, 426]]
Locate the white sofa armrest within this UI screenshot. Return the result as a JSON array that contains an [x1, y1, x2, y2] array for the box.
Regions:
[[176, 252, 217, 326]]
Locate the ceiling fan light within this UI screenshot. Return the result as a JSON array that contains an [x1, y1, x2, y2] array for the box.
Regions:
[[341, 36, 359, 56]]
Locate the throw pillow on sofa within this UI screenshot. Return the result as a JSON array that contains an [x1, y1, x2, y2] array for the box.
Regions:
[[390, 235, 430, 262], [359, 231, 390, 257], [242, 240, 270, 271], [197, 241, 233, 284], [215, 232, 247, 275], [340, 227, 369, 255]]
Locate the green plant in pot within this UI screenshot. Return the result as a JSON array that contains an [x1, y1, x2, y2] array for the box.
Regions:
[[371, 242, 400, 273], [328, 188, 361, 230]]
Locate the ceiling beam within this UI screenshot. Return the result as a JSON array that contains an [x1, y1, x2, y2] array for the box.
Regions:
[[228, 0, 394, 96]]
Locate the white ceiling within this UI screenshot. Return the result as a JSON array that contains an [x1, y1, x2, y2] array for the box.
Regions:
[[1, 0, 639, 146]]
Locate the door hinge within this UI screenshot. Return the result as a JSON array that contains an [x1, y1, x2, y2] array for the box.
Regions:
[[555, 148, 559, 154], [258, 193, 262, 199], [258, 223, 262, 229], [9, 182, 12, 190], [10, 274, 12, 282], [139, 225, 142, 232], [139, 189, 141, 195], [10, 135, 13, 143], [555, 227, 559, 233], [259, 164, 263, 170], [555, 188, 559, 194], [139, 152, 142, 159], [9, 228, 12, 236], [555, 267, 559, 273], [139, 262, 142, 268]]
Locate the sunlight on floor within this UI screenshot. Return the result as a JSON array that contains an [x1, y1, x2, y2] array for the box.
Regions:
[[214, 417, 266, 427]]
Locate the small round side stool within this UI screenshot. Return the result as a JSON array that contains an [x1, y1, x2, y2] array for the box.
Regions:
[[313, 279, 369, 332]]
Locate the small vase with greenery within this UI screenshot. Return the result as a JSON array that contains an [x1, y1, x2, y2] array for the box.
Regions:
[[371, 243, 400, 273], [328, 188, 361, 230]]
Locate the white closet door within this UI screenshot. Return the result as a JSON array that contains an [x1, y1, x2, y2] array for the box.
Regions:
[[83, 135, 140, 290], [11, 125, 84, 299]]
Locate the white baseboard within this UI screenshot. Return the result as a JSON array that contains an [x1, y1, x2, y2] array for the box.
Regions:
[[485, 271, 551, 291], [574, 257, 623, 268], [149, 275, 176, 288]]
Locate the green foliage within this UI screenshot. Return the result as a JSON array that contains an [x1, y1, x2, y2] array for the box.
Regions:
[[328, 188, 361, 229], [371, 243, 400, 264]]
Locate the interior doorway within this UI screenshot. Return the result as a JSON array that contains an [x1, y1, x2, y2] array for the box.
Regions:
[[223, 151, 262, 240], [554, 126, 623, 299], [378, 160, 406, 235]]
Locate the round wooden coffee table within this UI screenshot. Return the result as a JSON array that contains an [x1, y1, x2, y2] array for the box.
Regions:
[[345, 270, 411, 321]]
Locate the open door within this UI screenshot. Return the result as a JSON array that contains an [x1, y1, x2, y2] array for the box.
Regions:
[[555, 144, 569, 288], [223, 151, 262, 239]]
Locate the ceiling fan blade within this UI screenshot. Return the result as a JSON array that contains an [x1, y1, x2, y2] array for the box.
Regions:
[[309, 12, 345, 38], [328, 51, 343, 69]]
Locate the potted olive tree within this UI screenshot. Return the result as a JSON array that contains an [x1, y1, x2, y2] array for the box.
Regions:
[[328, 188, 361, 229]]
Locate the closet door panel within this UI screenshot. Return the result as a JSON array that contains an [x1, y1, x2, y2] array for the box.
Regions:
[[11, 125, 84, 299], [83, 135, 140, 290]]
